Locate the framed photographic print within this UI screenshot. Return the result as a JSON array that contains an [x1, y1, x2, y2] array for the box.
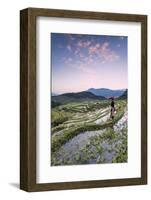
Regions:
[[20, 8, 147, 191]]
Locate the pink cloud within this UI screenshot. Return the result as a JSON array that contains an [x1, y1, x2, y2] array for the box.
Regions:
[[75, 40, 119, 63], [83, 41, 91, 47], [77, 41, 83, 47], [77, 40, 91, 48], [100, 42, 109, 52], [69, 40, 119, 69], [88, 43, 102, 55], [98, 42, 119, 62], [100, 42, 119, 62], [75, 41, 119, 66], [96, 43, 101, 48], [88, 46, 98, 54], [104, 52, 119, 62]]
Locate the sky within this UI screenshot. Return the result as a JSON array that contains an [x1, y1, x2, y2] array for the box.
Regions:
[[51, 33, 128, 94]]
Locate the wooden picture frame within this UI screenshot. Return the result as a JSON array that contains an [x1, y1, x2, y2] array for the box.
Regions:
[[20, 7, 147, 192]]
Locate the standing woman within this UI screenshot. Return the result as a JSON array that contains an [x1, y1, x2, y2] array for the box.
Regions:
[[110, 97, 115, 120]]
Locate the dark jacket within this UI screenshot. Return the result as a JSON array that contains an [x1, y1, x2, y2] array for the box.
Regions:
[[111, 101, 114, 108]]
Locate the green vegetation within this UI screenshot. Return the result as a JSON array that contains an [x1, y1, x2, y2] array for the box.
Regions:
[[51, 110, 73, 127], [112, 128, 127, 163], [51, 99, 128, 165]]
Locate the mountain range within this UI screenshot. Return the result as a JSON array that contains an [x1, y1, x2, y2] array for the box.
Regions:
[[87, 88, 126, 98], [51, 88, 127, 107], [52, 91, 106, 106], [118, 89, 127, 99]]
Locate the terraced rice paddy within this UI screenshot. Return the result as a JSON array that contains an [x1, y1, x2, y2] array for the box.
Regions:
[[51, 100, 127, 166]]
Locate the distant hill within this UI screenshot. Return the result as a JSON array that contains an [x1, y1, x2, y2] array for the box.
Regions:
[[52, 92, 58, 96], [87, 88, 126, 98], [118, 89, 128, 99], [52, 91, 106, 105]]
